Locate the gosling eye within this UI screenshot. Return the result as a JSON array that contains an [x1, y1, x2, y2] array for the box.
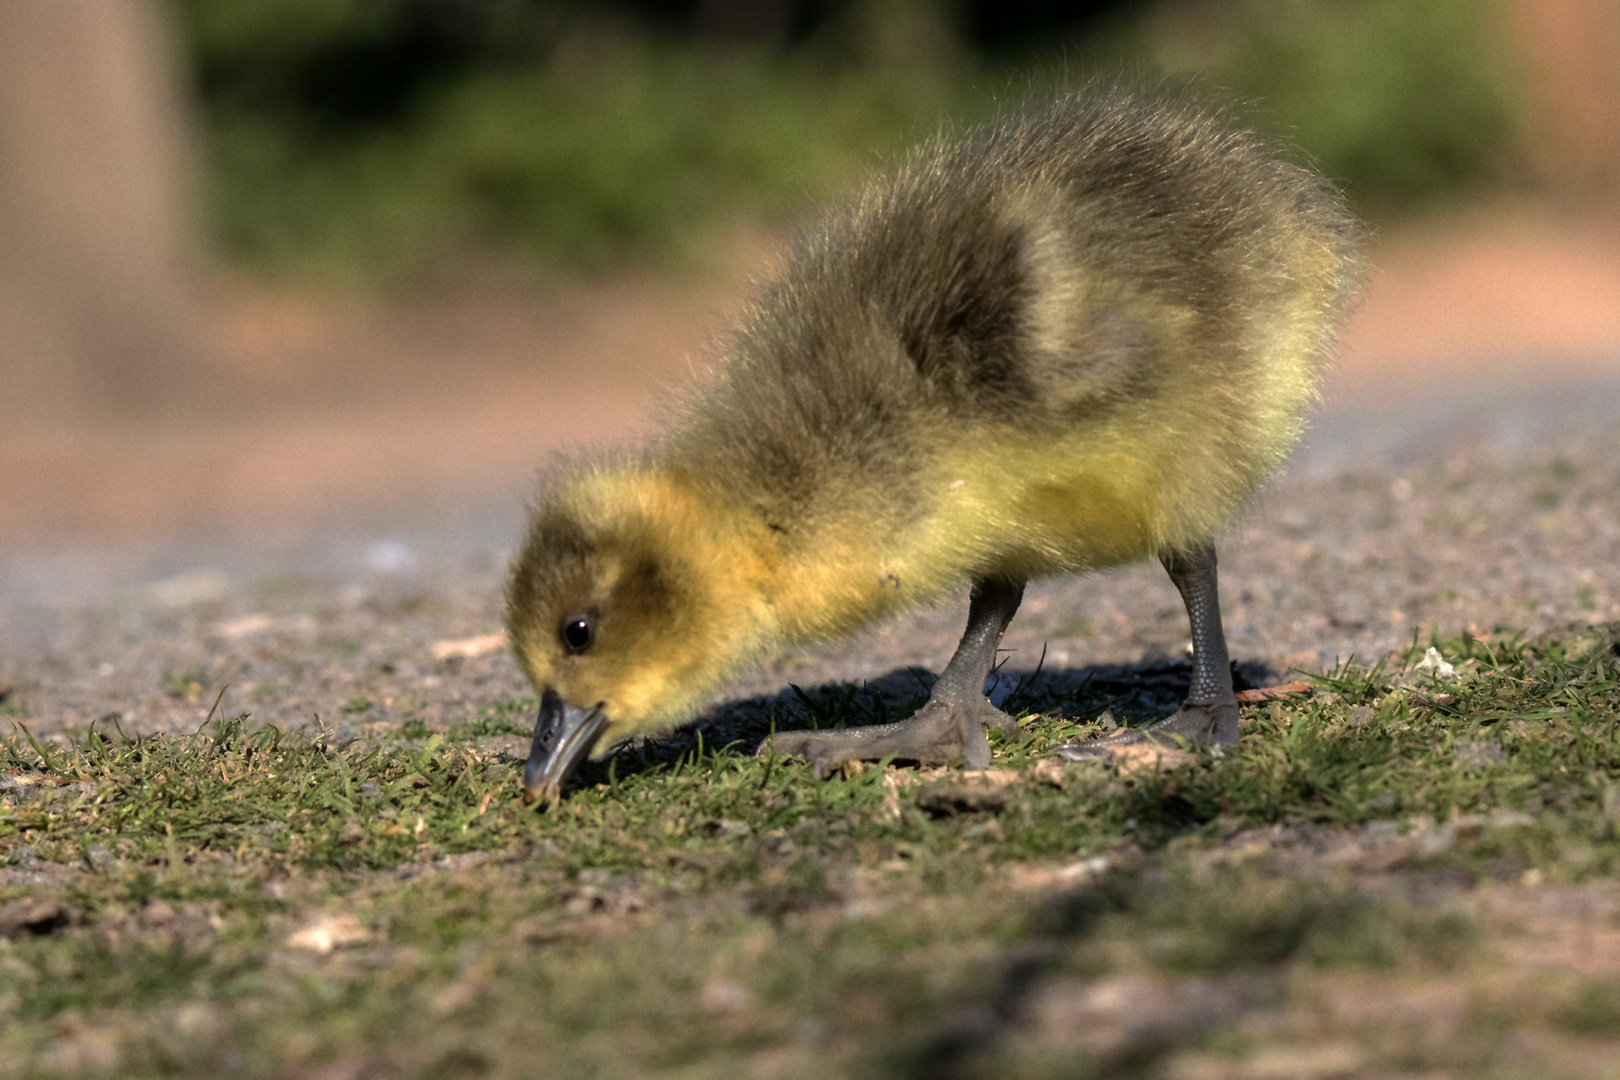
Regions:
[[559, 615, 594, 654]]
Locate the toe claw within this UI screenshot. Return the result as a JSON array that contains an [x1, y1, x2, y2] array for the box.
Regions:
[[982, 703, 1022, 743], [800, 744, 844, 780]]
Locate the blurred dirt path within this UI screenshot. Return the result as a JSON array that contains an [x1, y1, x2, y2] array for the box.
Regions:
[[0, 251, 757, 545], [1333, 203, 1620, 393]]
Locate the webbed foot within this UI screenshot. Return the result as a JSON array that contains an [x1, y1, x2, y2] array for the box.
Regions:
[[761, 576, 1027, 779], [1050, 699, 1238, 762], [762, 696, 1020, 778]]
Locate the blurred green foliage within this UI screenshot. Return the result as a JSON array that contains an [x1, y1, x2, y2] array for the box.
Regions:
[[173, 0, 1522, 284], [176, 0, 988, 283], [1136, 0, 1523, 213]]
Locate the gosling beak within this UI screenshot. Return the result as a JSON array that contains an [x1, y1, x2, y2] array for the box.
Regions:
[[522, 688, 610, 807]]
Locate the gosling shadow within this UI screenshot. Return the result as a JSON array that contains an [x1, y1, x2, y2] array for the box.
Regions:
[[571, 655, 1274, 789]]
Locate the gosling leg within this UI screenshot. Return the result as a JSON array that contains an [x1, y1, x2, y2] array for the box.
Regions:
[[763, 577, 1026, 777], [1054, 541, 1239, 760]]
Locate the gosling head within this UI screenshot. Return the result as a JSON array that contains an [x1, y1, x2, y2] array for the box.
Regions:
[[505, 467, 767, 806]]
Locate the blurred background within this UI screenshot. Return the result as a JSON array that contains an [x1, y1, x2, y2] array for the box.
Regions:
[[2, 0, 1619, 562]]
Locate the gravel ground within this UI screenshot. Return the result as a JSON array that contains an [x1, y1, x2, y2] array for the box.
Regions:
[[3, 372, 1618, 748]]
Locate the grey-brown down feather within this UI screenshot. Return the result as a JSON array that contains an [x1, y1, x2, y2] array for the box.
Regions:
[[661, 86, 1361, 563]]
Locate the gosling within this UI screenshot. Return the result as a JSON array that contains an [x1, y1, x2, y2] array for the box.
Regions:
[[507, 84, 1363, 806]]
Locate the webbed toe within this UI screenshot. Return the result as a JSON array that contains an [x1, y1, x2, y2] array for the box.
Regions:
[[760, 695, 1017, 776], [1050, 700, 1238, 762]]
